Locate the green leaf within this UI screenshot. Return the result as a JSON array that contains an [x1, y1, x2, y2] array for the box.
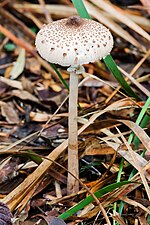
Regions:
[[58, 181, 131, 220]]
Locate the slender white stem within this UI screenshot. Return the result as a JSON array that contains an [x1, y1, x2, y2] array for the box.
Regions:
[[67, 71, 79, 194]]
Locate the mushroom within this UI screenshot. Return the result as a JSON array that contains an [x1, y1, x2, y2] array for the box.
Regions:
[[35, 16, 113, 194]]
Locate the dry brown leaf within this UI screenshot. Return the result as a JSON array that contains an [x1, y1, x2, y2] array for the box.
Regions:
[[103, 140, 149, 180], [0, 77, 23, 90], [48, 168, 67, 185], [122, 197, 150, 215], [119, 120, 150, 152], [54, 180, 62, 198], [33, 215, 67, 225], [30, 111, 68, 122], [138, 214, 148, 225], [84, 144, 115, 156], [0, 158, 18, 184], [11, 90, 40, 104], [140, 0, 150, 14], [118, 66, 150, 97], [0, 202, 12, 225], [21, 76, 34, 94], [25, 57, 41, 73], [77, 203, 94, 217], [0, 24, 57, 79], [83, 172, 146, 220], [10, 48, 26, 79], [112, 211, 126, 225], [20, 222, 35, 225], [0, 101, 19, 124]]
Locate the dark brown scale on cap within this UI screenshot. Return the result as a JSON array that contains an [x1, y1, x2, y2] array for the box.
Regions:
[[66, 16, 84, 27], [63, 53, 67, 57]]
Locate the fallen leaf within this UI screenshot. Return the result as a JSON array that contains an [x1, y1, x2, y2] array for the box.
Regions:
[[119, 120, 150, 152], [0, 202, 12, 225], [11, 90, 40, 103], [0, 81, 8, 95], [0, 101, 19, 124], [34, 215, 67, 225], [10, 48, 26, 79], [30, 111, 67, 122], [140, 0, 150, 14], [104, 140, 149, 177], [122, 197, 150, 214], [0, 76, 23, 90], [21, 76, 34, 94], [112, 211, 126, 225], [0, 158, 19, 184], [25, 57, 41, 74]]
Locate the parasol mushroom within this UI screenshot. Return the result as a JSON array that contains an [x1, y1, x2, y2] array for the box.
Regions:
[[35, 15, 113, 194]]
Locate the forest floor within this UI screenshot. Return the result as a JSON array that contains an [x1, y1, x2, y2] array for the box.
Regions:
[[0, 0, 150, 224]]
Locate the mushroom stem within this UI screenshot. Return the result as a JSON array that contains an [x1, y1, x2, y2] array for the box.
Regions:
[[67, 70, 79, 194]]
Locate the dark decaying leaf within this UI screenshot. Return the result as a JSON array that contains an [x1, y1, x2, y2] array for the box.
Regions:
[[45, 216, 67, 225], [34, 215, 67, 225], [0, 101, 19, 124], [0, 202, 12, 225], [0, 81, 8, 95], [0, 158, 19, 185]]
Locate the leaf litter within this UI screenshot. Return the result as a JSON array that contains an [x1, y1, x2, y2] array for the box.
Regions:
[[0, 0, 150, 224]]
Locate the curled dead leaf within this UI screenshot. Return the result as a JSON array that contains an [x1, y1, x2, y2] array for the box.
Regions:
[[34, 215, 67, 225], [0, 202, 12, 225], [0, 101, 19, 124]]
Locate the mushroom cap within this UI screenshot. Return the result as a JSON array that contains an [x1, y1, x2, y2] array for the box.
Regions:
[[35, 16, 113, 67]]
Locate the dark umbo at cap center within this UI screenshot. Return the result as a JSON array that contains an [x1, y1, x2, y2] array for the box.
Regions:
[[66, 16, 84, 27]]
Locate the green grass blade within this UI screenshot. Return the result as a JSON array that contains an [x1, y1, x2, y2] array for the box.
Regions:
[[71, 0, 91, 19], [103, 55, 141, 100], [58, 181, 130, 220], [132, 96, 150, 147], [15, 150, 43, 164], [51, 63, 69, 91]]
